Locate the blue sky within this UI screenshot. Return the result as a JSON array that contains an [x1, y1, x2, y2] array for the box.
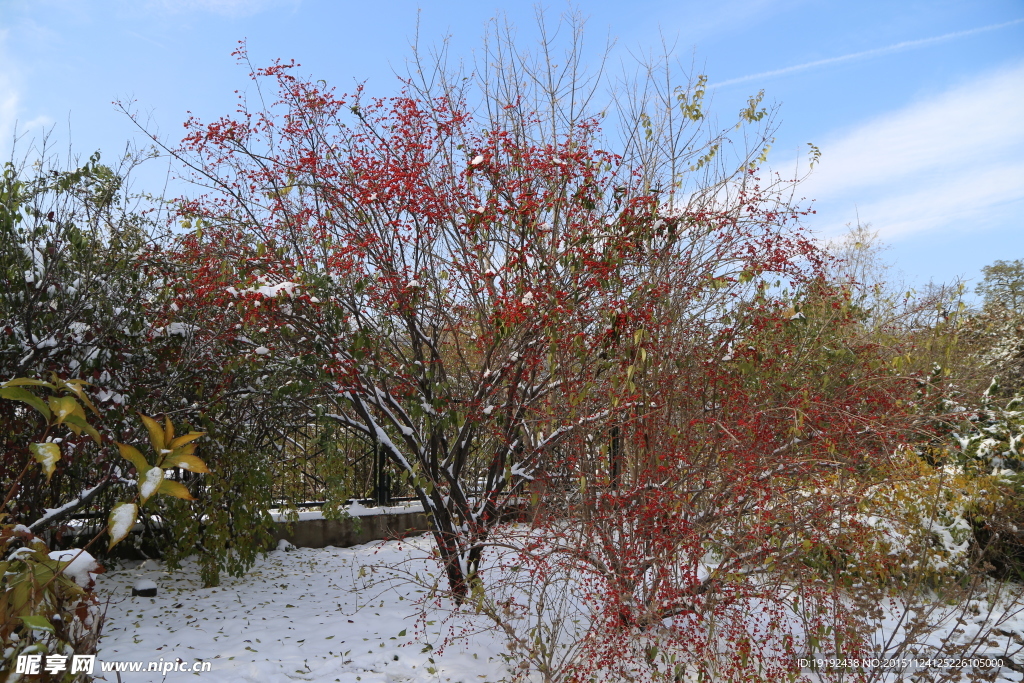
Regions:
[[1, 0, 1022, 297]]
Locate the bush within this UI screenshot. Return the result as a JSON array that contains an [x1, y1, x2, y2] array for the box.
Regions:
[[1, 373, 212, 680], [1, 150, 291, 585]]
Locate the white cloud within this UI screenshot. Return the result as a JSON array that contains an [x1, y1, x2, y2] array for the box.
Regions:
[[713, 18, 1024, 89], [783, 61, 1024, 241], [840, 161, 1024, 238]]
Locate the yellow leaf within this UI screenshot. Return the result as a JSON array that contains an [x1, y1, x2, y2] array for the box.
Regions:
[[138, 467, 164, 503], [1, 378, 56, 391], [171, 443, 196, 458], [47, 396, 81, 425], [108, 502, 137, 549], [116, 443, 150, 473], [157, 479, 195, 501], [163, 415, 175, 445], [139, 413, 165, 452], [164, 453, 210, 474], [64, 379, 99, 416], [30, 443, 61, 483], [168, 432, 205, 449]]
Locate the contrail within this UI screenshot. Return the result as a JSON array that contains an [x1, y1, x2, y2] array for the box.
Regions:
[[711, 17, 1024, 88]]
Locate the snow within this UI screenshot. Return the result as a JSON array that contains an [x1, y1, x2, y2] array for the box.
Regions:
[[95, 387, 126, 404], [268, 501, 423, 523], [92, 531, 1024, 682], [109, 502, 138, 544], [254, 346, 271, 356], [95, 538, 508, 682], [46, 522, 1024, 683], [251, 281, 301, 298], [140, 467, 164, 500], [29, 480, 109, 532], [49, 549, 102, 588], [133, 579, 158, 592], [165, 322, 197, 336]]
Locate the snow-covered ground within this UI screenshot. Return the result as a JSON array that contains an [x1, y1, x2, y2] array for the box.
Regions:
[[94, 537, 508, 683], [94, 534, 1024, 683]]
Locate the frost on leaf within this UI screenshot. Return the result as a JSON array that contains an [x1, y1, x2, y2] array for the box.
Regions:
[[108, 502, 137, 549], [139, 466, 165, 502], [30, 442, 61, 482], [48, 395, 83, 424]]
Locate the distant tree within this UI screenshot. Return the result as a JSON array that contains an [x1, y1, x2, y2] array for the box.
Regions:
[[977, 259, 1024, 312]]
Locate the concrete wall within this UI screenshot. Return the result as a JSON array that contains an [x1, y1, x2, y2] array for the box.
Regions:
[[272, 511, 431, 549]]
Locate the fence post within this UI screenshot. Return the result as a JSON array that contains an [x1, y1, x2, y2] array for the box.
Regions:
[[372, 442, 391, 506]]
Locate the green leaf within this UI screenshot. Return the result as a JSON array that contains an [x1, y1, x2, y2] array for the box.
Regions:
[[63, 414, 102, 445], [398, 629, 406, 637], [20, 615, 55, 633], [30, 442, 61, 482], [1, 378, 56, 390], [0, 386, 52, 421]]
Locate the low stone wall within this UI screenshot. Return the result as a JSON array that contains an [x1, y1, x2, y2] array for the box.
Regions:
[[272, 511, 431, 549]]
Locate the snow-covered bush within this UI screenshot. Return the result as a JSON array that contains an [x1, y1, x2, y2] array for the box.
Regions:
[[1, 151, 282, 586], [949, 379, 1024, 474], [858, 454, 984, 583], [941, 380, 1024, 579], [0, 376, 109, 681], [0, 526, 103, 683]]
